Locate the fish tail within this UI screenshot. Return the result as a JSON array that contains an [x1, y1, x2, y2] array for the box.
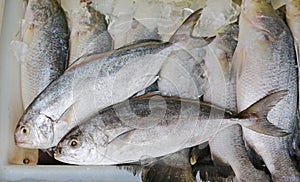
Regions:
[[238, 90, 290, 137], [169, 8, 214, 45]]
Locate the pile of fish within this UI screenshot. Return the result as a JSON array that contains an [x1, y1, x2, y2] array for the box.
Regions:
[[12, 0, 300, 181]]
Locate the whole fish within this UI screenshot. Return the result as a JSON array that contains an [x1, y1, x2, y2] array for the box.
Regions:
[[233, 0, 299, 181], [14, 9, 212, 149], [54, 91, 288, 165], [68, 1, 113, 66], [12, 0, 69, 109], [10, 0, 68, 165]]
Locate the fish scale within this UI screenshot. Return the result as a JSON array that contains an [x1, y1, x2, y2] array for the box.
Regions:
[[20, 0, 69, 109], [233, 0, 299, 181], [200, 22, 269, 181], [54, 91, 289, 165]]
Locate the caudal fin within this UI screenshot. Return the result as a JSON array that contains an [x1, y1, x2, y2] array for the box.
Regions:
[[238, 90, 290, 137], [169, 8, 214, 45]]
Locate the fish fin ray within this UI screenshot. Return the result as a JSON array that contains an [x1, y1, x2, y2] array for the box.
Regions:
[[169, 8, 214, 46], [108, 128, 137, 144], [57, 103, 77, 124], [238, 90, 290, 137]]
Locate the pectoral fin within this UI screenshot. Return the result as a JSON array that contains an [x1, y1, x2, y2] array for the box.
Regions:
[[57, 103, 77, 124]]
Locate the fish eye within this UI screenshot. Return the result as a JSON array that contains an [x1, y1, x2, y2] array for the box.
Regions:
[[68, 138, 81, 149], [20, 126, 30, 136]]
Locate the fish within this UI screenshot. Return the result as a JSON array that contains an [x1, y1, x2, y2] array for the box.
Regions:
[[142, 149, 196, 182], [68, 1, 113, 66], [196, 22, 267, 181], [209, 124, 270, 181], [232, 0, 300, 180], [11, 0, 69, 109], [54, 91, 288, 165], [10, 0, 69, 165], [14, 8, 212, 149], [203, 23, 239, 113]]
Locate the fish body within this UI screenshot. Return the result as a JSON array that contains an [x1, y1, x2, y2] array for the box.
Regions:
[[68, 1, 113, 66], [199, 23, 267, 181], [17, 0, 69, 108], [54, 91, 287, 165], [15, 9, 211, 149], [203, 23, 239, 112], [233, 0, 299, 180]]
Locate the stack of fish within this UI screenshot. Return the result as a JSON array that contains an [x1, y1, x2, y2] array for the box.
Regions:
[[12, 0, 300, 181]]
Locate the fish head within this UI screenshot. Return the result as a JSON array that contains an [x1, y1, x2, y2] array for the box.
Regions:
[[54, 125, 108, 165], [241, 0, 284, 41], [241, 0, 272, 18], [15, 111, 55, 149], [70, 2, 107, 33]]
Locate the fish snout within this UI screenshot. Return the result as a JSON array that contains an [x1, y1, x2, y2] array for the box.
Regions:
[[54, 146, 64, 158]]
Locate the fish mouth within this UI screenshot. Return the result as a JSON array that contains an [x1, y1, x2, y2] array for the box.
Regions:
[[15, 140, 35, 148], [53, 151, 59, 159]]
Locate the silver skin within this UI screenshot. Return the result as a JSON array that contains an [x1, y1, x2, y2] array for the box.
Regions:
[[201, 23, 270, 181], [233, 0, 300, 181], [14, 9, 212, 149], [54, 92, 287, 165], [68, 1, 113, 66], [20, 0, 69, 108], [203, 23, 239, 112]]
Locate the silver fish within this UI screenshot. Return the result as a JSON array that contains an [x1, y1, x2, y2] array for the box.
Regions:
[[203, 23, 239, 113], [14, 9, 212, 149], [68, 1, 113, 66], [54, 91, 288, 165], [233, 0, 299, 180], [201, 23, 270, 181], [12, 0, 69, 109]]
